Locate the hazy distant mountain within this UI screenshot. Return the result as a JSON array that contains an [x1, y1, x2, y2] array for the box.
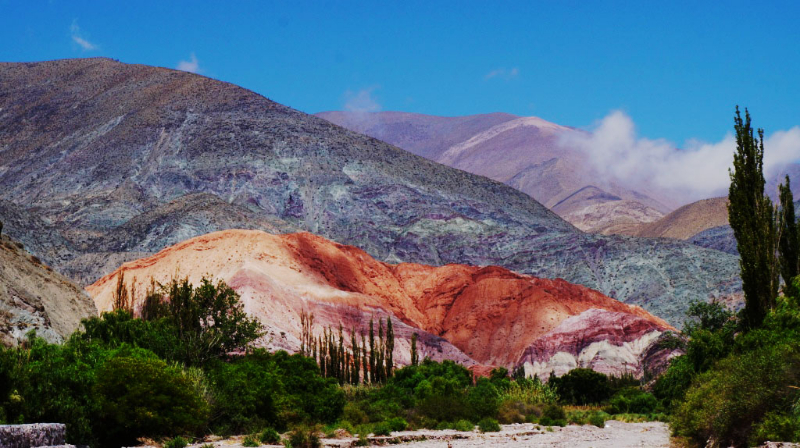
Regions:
[[636, 196, 800, 257], [635, 197, 730, 240], [0, 58, 740, 324], [317, 111, 675, 233]]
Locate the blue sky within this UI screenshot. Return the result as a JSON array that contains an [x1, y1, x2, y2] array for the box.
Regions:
[[3, 0, 800, 145]]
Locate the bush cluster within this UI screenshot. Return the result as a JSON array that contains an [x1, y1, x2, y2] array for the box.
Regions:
[[668, 295, 800, 446], [0, 278, 343, 447]]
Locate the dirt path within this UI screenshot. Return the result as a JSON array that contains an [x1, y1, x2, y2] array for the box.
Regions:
[[391, 421, 671, 448], [191, 421, 671, 448]]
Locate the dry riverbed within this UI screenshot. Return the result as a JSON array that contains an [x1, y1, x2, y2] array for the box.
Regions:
[[185, 421, 671, 448]]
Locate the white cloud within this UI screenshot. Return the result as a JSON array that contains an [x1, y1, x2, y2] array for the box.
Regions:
[[70, 20, 97, 51], [485, 67, 519, 81], [561, 111, 800, 202], [176, 53, 201, 74], [343, 87, 381, 113]]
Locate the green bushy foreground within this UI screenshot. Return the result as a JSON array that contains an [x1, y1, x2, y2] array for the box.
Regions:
[[658, 291, 800, 447], [14, 274, 795, 447], [0, 275, 672, 447], [0, 278, 343, 447]]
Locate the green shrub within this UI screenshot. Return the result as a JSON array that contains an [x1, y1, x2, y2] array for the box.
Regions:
[[477, 417, 501, 433], [672, 343, 800, 446], [208, 350, 343, 433], [260, 427, 281, 444], [163, 437, 189, 448], [453, 419, 474, 431], [354, 433, 369, 446], [497, 400, 527, 424], [549, 369, 611, 405], [288, 426, 321, 448], [498, 377, 558, 405], [94, 347, 210, 446], [342, 402, 369, 425], [750, 411, 800, 446], [0, 336, 109, 446], [652, 355, 695, 409], [385, 416, 408, 431], [542, 404, 566, 421], [589, 413, 606, 428], [372, 422, 392, 436], [607, 388, 658, 415], [467, 377, 500, 419], [242, 435, 260, 447]]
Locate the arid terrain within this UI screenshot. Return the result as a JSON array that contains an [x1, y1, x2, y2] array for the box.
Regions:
[[0, 59, 743, 325]]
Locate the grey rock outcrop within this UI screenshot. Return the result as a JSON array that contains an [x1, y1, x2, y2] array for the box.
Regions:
[[0, 423, 68, 448], [0, 234, 96, 346]]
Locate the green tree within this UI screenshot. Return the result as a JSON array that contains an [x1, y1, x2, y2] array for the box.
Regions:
[[410, 333, 419, 367], [728, 106, 779, 329], [778, 176, 799, 297], [94, 347, 209, 446], [83, 277, 263, 366]]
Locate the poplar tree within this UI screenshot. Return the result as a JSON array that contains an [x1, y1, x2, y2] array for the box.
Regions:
[[728, 106, 779, 329], [361, 333, 368, 383], [778, 176, 799, 297], [112, 272, 131, 313], [351, 329, 360, 385], [368, 318, 375, 383], [411, 333, 419, 367], [386, 317, 394, 378]]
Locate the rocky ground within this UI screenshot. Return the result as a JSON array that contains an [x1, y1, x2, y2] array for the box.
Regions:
[[180, 422, 671, 448]]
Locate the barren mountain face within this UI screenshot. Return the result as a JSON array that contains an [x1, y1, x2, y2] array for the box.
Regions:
[[87, 229, 679, 376], [0, 58, 741, 324], [0, 233, 96, 346]]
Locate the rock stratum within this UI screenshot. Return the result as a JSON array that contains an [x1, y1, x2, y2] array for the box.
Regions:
[[0, 233, 96, 346], [0, 58, 741, 325], [87, 229, 679, 376]]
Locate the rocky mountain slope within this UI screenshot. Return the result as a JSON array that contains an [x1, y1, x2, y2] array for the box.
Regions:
[[0, 58, 741, 325], [316, 111, 673, 233], [634, 197, 730, 240], [0, 232, 96, 346], [87, 229, 679, 376], [635, 197, 800, 257]]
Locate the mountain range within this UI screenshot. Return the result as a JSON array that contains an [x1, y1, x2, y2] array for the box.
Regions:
[[0, 58, 741, 326], [317, 111, 800, 237]]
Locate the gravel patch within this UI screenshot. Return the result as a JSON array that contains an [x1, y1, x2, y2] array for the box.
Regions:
[[187, 421, 670, 448]]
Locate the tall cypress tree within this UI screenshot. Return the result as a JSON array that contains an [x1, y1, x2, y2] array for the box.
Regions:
[[377, 319, 385, 383], [410, 332, 419, 367], [386, 317, 394, 378], [368, 318, 375, 384], [351, 328, 360, 385], [728, 106, 778, 329], [361, 333, 368, 383], [778, 176, 799, 297]]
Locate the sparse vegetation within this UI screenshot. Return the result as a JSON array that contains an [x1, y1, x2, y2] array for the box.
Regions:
[[477, 417, 501, 432], [260, 427, 281, 444], [163, 437, 189, 448], [242, 434, 260, 447]]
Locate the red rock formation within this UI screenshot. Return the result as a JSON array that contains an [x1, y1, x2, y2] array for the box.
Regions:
[[87, 229, 675, 374]]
